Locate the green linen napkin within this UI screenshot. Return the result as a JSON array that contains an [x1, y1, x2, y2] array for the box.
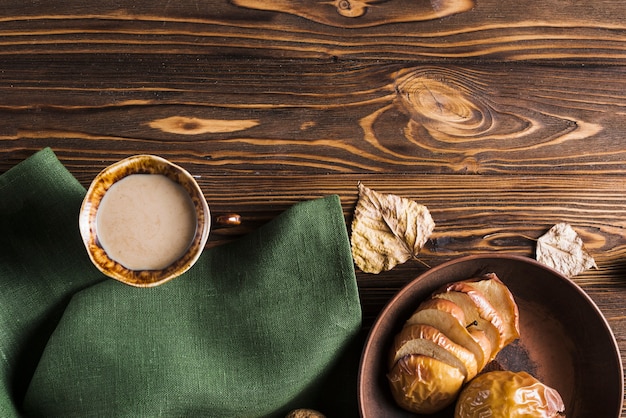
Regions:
[[1, 148, 362, 417]]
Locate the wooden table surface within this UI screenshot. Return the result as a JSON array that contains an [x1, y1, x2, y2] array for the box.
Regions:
[[1, 0, 625, 415]]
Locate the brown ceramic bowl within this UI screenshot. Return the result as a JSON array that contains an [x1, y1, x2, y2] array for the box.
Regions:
[[359, 254, 623, 417], [79, 155, 210, 287]]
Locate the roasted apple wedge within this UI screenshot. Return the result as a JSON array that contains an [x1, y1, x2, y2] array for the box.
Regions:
[[458, 273, 520, 348], [390, 323, 479, 382], [405, 297, 492, 372], [433, 288, 503, 363]]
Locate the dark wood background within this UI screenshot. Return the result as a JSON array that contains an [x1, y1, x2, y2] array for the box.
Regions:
[[1, 0, 625, 414]]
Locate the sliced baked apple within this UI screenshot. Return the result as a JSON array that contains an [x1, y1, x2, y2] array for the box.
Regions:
[[433, 289, 502, 362], [388, 354, 465, 414], [387, 274, 522, 415], [390, 323, 478, 382], [460, 273, 520, 348], [405, 298, 492, 372]]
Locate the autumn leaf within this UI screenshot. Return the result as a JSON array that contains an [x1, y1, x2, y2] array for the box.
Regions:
[[350, 183, 435, 274], [536, 223, 597, 278]]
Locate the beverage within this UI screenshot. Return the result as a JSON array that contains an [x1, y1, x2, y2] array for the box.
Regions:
[[96, 174, 197, 271]]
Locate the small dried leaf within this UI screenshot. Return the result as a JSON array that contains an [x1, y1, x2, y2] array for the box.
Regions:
[[350, 183, 435, 274], [536, 223, 597, 278]]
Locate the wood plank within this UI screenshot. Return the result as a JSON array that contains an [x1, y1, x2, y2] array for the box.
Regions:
[[1, 1, 626, 62], [1, 0, 625, 413], [2, 57, 626, 175]]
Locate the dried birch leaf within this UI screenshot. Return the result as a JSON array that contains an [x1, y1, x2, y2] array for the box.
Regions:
[[350, 183, 435, 274], [536, 223, 597, 278]]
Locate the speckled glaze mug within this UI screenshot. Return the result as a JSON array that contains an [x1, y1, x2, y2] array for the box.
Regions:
[[79, 155, 210, 287]]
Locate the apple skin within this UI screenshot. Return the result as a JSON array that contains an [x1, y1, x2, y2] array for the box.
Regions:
[[388, 354, 465, 415], [454, 370, 566, 418]]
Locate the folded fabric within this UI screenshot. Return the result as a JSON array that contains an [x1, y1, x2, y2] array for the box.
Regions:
[[0, 148, 362, 417]]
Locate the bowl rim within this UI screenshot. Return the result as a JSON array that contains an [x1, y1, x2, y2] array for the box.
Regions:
[[78, 154, 210, 287], [358, 253, 624, 417]]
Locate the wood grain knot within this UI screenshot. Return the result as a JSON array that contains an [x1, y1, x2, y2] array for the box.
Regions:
[[148, 117, 259, 135], [335, 0, 367, 18], [230, 0, 475, 28], [396, 71, 492, 141], [388, 68, 604, 173]]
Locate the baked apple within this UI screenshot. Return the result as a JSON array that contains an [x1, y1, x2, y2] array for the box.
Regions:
[[388, 354, 465, 414], [454, 370, 565, 417], [387, 273, 521, 414]]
